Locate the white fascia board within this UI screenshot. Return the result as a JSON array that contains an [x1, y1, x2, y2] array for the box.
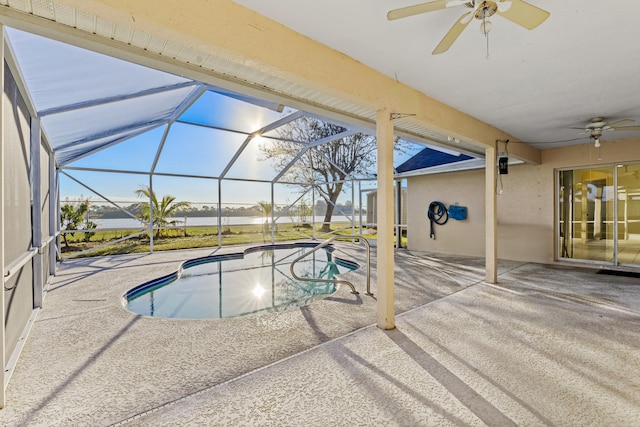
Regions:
[[395, 159, 486, 178]]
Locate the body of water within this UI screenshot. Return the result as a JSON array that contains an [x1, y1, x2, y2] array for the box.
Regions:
[[93, 215, 358, 229]]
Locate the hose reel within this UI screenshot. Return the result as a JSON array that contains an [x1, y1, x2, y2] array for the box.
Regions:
[[428, 201, 449, 239]]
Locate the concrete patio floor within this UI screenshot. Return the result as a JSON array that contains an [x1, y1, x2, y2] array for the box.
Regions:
[[2, 243, 640, 426]]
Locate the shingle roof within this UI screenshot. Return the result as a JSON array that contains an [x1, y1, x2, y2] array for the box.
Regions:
[[395, 147, 473, 174]]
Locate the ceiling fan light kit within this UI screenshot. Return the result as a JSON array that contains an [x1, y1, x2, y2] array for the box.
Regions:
[[387, 0, 550, 55], [574, 117, 640, 147], [479, 18, 492, 35]]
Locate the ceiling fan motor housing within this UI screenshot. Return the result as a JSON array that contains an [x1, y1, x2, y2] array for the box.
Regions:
[[474, 1, 498, 20]]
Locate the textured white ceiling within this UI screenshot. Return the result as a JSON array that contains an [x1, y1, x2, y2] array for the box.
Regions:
[[234, 0, 640, 149]]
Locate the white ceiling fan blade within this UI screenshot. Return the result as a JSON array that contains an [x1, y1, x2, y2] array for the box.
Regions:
[[446, 0, 468, 7], [570, 127, 589, 134], [497, 1, 512, 12], [497, 0, 550, 30], [613, 126, 640, 131], [387, 0, 450, 21], [432, 11, 473, 55], [608, 119, 635, 128]]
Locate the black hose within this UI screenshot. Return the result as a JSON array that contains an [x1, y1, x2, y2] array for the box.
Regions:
[[428, 201, 448, 239]]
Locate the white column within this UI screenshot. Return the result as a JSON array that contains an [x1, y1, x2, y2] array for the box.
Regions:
[[351, 179, 356, 236], [312, 186, 316, 240], [49, 155, 56, 276], [217, 179, 222, 248], [270, 182, 275, 243], [581, 178, 588, 244], [148, 175, 154, 252], [485, 145, 498, 284], [30, 117, 43, 308], [55, 169, 60, 266], [358, 181, 363, 237], [1, 23, 7, 409], [376, 109, 395, 330], [395, 179, 402, 249]]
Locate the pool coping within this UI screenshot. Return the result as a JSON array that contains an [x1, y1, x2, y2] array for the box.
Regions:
[[122, 241, 362, 317]]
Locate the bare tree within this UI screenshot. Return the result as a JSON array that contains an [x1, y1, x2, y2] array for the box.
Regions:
[[260, 116, 377, 232]]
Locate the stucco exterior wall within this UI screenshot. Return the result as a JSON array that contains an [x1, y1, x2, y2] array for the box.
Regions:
[[406, 137, 640, 264], [408, 169, 486, 257]]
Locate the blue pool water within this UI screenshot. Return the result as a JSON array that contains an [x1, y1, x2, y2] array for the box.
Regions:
[[124, 243, 358, 319]]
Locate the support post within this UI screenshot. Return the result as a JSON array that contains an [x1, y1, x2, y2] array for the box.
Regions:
[[148, 175, 154, 252], [49, 155, 56, 276], [395, 179, 402, 249], [55, 169, 60, 264], [358, 180, 363, 237], [30, 117, 43, 308], [613, 169, 618, 265], [376, 109, 395, 330], [312, 185, 316, 240], [485, 145, 498, 284], [217, 179, 222, 248], [270, 182, 275, 244], [1, 23, 6, 409], [580, 177, 588, 244], [351, 179, 356, 237]]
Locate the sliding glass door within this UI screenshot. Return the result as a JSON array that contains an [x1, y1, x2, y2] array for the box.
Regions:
[[559, 163, 640, 267], [615, 163, 640, 265]]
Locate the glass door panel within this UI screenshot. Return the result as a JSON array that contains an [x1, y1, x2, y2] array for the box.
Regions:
[[616, 164, 640, 265], [559, 167, 615, 263]]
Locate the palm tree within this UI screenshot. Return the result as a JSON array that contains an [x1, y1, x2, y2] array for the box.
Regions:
[[135, 185, 191, 238], [257, 200, 272, 234]]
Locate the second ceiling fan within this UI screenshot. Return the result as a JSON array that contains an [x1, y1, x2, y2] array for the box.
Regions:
[[575, 118, 640, 147], [387, 0, 550, 55]]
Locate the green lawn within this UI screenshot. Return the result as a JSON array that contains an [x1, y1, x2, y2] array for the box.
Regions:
[[60, 223, 384, 257]]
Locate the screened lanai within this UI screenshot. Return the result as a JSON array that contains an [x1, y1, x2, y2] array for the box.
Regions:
[[8, 27, 480, 259], [4, 26, 486, 400]]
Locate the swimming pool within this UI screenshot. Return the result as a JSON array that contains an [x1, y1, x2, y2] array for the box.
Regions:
[[124, 243, 359, 319]]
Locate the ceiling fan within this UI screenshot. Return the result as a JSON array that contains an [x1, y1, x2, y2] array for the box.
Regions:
[[576, 117, 640, 147], [387, 0, 550, 55]]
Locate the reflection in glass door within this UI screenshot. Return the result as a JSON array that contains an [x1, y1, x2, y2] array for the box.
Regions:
[[559, 163, 640, 267], [559, 167, 615, 264]]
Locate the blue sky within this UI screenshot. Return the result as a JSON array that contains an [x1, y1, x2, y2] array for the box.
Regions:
[[61, 90, 423, 209], [9, 27, 422, 211], [9, 27, 424, 212]]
